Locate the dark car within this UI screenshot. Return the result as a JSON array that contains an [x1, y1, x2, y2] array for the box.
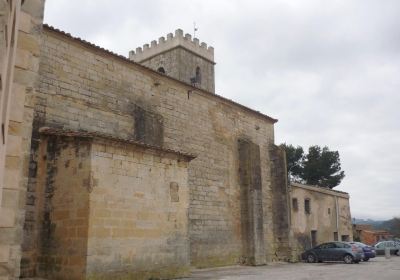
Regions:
[[374, 241, 400, 256], [349, 242, 376, 261], [301, 242, 364, 264]]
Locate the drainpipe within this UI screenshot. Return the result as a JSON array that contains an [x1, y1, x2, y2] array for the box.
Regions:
[[335, 196, 339, 239]]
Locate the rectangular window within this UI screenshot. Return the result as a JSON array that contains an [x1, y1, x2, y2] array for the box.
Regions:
[[334, 232, 338, 241], [304, 198, 311, 214], [328, 208, 331, 215], [341, 235, 349, 242], [292, 198, 298, 212]]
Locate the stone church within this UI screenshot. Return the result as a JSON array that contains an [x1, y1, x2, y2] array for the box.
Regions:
[[0, 1, 353, 279]]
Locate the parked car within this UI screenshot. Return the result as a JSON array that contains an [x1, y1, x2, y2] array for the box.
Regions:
[[349, 242, 376, 261], [374, 241, 400, 256], [301, 242, 364, 264]]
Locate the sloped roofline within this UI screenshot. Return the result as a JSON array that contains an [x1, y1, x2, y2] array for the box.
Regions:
[[290, 182, 349, 198], [42, 24, 278, 124]]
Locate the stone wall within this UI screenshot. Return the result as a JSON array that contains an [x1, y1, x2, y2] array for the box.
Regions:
[[35, 136, 91, 279], [87, 139, 191, 280], [30, 132, 192, 280], [269, 145, 291, 261], [20, 25, 281, 272], [0, 1, 45, 279], [129, 29, 215, 93], [238, 139, 266, 265], [140, 47, 215, 93]]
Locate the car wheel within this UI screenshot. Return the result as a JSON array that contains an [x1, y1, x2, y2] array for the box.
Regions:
[[363, 257, 369, 261], [343, 254, 353, 264], [307, 254, 317, 263]]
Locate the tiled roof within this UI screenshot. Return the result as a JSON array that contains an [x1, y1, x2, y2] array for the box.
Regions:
[[42, 24, 278, 124], [39, 127, 196, 160], [290, 182, 349, 195]]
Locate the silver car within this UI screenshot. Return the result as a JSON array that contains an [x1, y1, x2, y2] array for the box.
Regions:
[[374, 241, 400, 256]]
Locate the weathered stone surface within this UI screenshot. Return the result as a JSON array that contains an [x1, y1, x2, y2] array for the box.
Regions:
[[140, 47, 215, 93], [0, 245, 10, 263], [238, 139, 266, 265], [0, 208, 15, 228], [22, 27, 277, 272], [0, 2, 355, 280], [269, 145, 291, 261], [130, 29, 215, 93], [30, 135, 191, 280], [0, 2, 45, 280]]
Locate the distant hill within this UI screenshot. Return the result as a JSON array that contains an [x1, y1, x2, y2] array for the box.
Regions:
[[353, 217, 400, 237], [353, 218, 384, 229]]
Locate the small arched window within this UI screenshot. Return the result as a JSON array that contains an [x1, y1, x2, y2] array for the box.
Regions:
[[157, 67, 165, 74], [195, 66, 201, 84]]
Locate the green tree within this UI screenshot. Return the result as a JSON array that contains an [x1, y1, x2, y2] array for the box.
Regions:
[[302, 146, 345, 189], [281, 144, 345, 189], [280, 144, 304, 182]]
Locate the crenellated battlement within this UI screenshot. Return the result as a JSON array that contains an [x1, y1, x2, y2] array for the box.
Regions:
[[129, 29, 214, 62]]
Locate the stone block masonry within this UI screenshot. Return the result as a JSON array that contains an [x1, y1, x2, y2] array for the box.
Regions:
[[31, 129, 194, 280], [1, 1, 45, 279], [238, 139, 266, 265], [269, 145, 291, 261], [130, 29, 216, 93], [19, 24, 284, 274], [0, 2, 354, 278], [129, 29, 214, 63]]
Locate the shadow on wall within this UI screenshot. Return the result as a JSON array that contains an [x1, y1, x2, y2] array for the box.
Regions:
[[131, 104, 164, 147]]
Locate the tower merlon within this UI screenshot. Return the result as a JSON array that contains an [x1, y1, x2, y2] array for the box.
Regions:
[[129, 29, 214, 62]]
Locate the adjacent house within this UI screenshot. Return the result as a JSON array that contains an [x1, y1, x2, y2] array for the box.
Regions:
[[289, 182, 353, 259], [353, 224, 394, 245]]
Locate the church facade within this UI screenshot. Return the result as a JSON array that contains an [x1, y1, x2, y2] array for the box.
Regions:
[[0, 1, 352, 280]]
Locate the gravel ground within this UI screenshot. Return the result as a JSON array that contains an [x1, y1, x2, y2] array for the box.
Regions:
[[182, 256, 400, 280]]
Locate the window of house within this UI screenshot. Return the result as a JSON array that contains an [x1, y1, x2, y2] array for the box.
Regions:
[[328, 208, 331, 215], [334, 232, 338, 241], [292, 198, 298, 212], [341, 235, 349, 242], [304, 198, 311, 214]]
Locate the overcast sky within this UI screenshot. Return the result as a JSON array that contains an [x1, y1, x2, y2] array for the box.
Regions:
[[44, 0, 400, 221]]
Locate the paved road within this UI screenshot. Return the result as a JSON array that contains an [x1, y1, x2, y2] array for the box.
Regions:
[[182, 256, 400, 280]]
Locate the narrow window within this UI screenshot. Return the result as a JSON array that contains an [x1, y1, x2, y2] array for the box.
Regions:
[[328, 208, 331, 215], [157, 67, 165, 74], [292, 198, 298, 212], [334, 232, 338, 241], [195, 66, 201, 84], [304, 198, 311, 214]]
